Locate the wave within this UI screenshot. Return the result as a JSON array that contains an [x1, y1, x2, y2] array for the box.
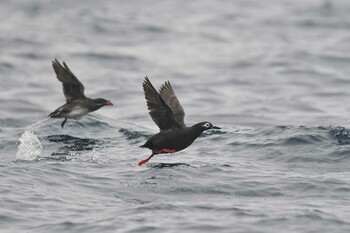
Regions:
[[329, 126, 350, 145], [148, 163, 191, 169], [119, 128, 149, 141]]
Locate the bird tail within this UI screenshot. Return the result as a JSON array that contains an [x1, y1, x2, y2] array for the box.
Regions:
[[49, 110, 60, 118], [49, 104, 65, 118]]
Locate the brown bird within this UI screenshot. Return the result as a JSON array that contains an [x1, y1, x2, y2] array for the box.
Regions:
[[49, 59, 113, 128]]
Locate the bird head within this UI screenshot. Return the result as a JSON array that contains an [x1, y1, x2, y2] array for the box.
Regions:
[[196, 122, 221, 131], [93, 98, 113, 106]]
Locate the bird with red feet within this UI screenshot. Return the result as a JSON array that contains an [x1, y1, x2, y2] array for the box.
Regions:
[[138, 77, 220, 166]]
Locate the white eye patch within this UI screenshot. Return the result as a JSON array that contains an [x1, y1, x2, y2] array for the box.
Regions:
[[203, 123, 211, 128]]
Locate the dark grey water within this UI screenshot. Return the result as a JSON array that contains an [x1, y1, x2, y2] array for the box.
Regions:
[[1, 0, 350, 232]]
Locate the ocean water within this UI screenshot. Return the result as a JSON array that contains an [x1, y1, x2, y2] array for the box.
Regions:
[[1, 0, 350, 232]]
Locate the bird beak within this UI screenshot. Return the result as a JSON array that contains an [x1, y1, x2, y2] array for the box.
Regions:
[[105, 101, 113, 106], [212, 126, 221, 129]]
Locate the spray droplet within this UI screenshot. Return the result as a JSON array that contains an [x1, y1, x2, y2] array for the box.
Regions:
[[16, 130, 42, 160]]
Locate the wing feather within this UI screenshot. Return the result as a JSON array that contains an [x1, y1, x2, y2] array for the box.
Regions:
[[159, 81, 186, 127], [52, 59, 85, 101], [143, 77, 182, 131]]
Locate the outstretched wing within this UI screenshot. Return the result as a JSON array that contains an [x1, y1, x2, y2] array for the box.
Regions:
[[52, 59, 85, 101], [143, 77, 182, 131], [159, 81, 186, 127]]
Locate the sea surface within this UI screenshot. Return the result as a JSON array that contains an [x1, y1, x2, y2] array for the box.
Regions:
[[1, 0, 350, 232]]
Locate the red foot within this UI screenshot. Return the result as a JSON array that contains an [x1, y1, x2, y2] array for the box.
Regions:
[[156, 148, 175, 154], [138, 154, 154, 166]]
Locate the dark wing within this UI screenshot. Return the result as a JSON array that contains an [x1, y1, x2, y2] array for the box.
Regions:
[[52, 59, 85, 101], [159, 81, 186, 127], [143, 76, 182, 131]]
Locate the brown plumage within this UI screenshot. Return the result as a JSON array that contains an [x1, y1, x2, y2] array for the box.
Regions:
[[49, 59, 113, 128]]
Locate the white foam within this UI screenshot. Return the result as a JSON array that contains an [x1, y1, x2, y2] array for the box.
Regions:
[[16, 130, 42, 161], [16, 119, 48, 161]]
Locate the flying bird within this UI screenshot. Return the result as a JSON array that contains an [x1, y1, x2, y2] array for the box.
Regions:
[[138, 77, 220, 166], [49, 59, 113, 128]]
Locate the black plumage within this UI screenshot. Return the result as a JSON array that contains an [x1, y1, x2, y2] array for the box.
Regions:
[[49, 59, 113, 128], [138, 77, 220, 166]]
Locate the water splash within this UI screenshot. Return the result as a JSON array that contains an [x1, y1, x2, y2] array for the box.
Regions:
[[16, 118, 49, 161], [26, 118, 50, 131], [16, 130, 42, 160]]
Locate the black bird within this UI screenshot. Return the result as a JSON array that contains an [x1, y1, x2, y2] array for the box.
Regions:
[[138, 77, 220, 166], [49, 59, 113, 128]]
